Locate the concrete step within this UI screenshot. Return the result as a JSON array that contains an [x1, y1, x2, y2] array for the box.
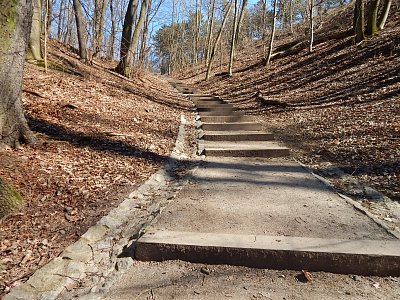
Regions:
[[194, 100, 225, 106], [202, 122, 263, 131], [198, 110, 243, 116], [135, 231, 400, 276], [203, 141, 290, 157], [195, 103, 231, 107], [189, 94, 219, 99], [200, 115, 256, 123], [197, 107, 235, 113], [202, 131, 275, 141]]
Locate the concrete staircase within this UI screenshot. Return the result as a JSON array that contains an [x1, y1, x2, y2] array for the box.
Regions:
[[189, 93, 290, 158]]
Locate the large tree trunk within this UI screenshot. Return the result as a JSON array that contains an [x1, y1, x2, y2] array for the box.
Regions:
[[26, 0, 42, 60], [72, 0, 88, 61], [115, 0, 139, 75], [0, 0, 36, 148], [353, 0, 365, 43]]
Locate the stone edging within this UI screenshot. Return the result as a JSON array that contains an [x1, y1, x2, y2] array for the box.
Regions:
[[5, 115, 196, 300]]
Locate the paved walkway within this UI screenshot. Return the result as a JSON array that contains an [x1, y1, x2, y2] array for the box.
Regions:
[[102, 82, 400, 299]]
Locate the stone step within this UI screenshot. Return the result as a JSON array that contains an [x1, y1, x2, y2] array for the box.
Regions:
[[196, 104, 233, 109], [202, 131, 275, 141], [197, 107, 235, 113], [203, 141, 290, 157], [189, 94, 218, 99], [198, 110, 243, 116], [135, 231, 400, 276], [194, 100, 225, 106], [202, 122, 262, 131], [200, 115, 256, 123]]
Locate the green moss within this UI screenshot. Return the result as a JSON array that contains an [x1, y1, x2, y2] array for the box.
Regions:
[[0, 176, 24, 218], [0, 0, 18, 63]]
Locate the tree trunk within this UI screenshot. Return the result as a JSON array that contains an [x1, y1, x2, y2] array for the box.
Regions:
[[0, 0, 36, 148], [108, 0, 116, 59], [353, 0, 365, 43], [235, 0, 248, 47], [47, 0, 53, 38], [206, 1, 232, 80], [115, 0, 139, 75], [139, 0, 152, 67], [366, 0, 380, 35], [378, 0, 392, 30], [228, 0, 239, 76], [265, 0, 278, 65], [72, 0, 88, 61], [205, 0, 216, 65], [309, 0, 314, 52], [26, 0, 42, 60], [57, 0, 64, 40], [93, 0, 107, 57]]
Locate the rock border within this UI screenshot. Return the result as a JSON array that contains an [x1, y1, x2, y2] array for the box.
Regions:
[[4, 115, 198, 300]]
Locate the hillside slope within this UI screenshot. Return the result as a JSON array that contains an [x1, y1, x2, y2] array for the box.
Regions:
[[184, 8, 399, 204], [0, 41, 193, 294]]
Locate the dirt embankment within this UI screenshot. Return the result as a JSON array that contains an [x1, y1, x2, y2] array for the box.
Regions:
[[0, 40, 193, 294], [183, 6, 399, 203]]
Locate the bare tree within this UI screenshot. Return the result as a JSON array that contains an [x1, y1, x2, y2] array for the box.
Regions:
[[206, 1, 232, 80], [353, 0, 365, 43], [27, 0, 43, 60], [265, 0, 278, 65], [72, 0, 88, 61], [228, 0, 239, 76]]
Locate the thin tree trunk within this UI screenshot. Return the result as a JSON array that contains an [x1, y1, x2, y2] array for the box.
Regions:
[[0, 0, 36, 147], [289, 0, 293, 33], [44, 0, 49, 71], [57, 0, 64, 40], [139, 0, 152, 66], [206, 1, 232, 80], [27, 0, 42, 60], [205, 0, 216, 65], [108, 0, 116, 59], [47, 0, 53, 38], [366, 0, 380, 35], [353, 0, 365, 43], [265, 0, 278, 65], [378, 0, 392, 30], [309, 0, 314, 52], [228, 0, 239, 76], [72, 0, 88, 61], [235, 0, 248, 47]]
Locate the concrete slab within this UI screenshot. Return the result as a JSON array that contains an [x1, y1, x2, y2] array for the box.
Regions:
[[200, 115, 256, 123], [136, 231, 400, 276], [202, 131, 275, 141], [204, 141, 290, 157], [202, 122, 263, 131], [197, 107, 234, 113], [198, 110, 243, 116], [151, 157, 393, 240]]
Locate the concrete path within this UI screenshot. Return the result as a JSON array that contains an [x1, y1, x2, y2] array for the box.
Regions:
[[102, 81, 400, 299]]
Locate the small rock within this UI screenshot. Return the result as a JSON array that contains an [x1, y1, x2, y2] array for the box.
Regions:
[[351, 275, 362, 281], [279, 274, 285, 278], [200, 267, 211, 275]]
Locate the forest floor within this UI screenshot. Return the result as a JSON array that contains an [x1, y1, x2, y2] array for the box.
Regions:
[[181, 6, 399, 227], [0, 41, 193, 295]]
